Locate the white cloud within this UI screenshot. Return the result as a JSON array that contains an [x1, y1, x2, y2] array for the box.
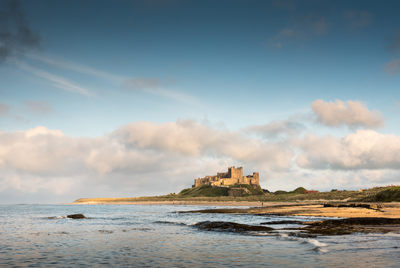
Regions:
[[113, 120, 293, 170], [264, 168, 400, 192], [296, 130, 400, 170], [312, 99, 383, 128]]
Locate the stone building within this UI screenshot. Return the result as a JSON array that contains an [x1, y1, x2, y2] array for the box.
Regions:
[[193, 166, 259, 187]]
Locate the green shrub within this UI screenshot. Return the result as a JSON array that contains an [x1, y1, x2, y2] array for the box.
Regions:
[[292, 187, 307, 194]]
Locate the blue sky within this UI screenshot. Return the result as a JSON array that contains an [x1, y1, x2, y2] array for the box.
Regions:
[[1, 0, 400, 203]]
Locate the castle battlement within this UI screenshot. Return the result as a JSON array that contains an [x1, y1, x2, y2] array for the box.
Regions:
[[193, 166, 259, 187]]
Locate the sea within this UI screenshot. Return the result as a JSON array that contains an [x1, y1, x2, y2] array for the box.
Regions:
[[0, 204, 399, 267]]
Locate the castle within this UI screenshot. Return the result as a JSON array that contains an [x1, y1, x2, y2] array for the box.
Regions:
[[193, 166, 259, 187]]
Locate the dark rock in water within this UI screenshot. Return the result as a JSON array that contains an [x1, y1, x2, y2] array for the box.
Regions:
[[302, 217, 400, 236], [98, 230, 113, 234], [194, 221, 274, 233], [67, 214, 86, 219], [260, 220, 304, 225]]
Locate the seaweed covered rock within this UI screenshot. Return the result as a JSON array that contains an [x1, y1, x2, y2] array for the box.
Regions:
[[67, 214, 86, 219], [302, 217, 400, 235], [194, 221, 274, 233]]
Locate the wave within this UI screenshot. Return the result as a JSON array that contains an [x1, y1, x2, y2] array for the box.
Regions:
[[153, 220, 188, 226], [278, 233, 328, 253], [46, 216, 67, 219]]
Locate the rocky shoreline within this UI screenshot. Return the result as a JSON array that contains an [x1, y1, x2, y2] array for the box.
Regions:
[[183, 202, 400, 236], [191, 218, 400, 237], [300, 217, 400, 236]]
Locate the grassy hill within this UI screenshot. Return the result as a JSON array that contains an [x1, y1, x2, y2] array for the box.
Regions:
[[178, 185, 230, 197], [177, 184, 264, 197]]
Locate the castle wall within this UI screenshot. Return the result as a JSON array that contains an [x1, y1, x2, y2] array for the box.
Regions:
[[221, 178, 240, 186]]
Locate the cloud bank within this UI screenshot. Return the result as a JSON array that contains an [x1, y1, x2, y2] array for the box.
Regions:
[[297, 130, 400, 170], [0, 121, 294, 202], [1, 99, 397, 203]]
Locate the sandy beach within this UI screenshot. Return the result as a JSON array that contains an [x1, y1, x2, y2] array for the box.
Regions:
[[180, 202, 400, 218]]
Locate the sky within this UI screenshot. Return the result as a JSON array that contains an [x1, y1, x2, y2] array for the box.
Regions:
[[1, 0, 400, 203]]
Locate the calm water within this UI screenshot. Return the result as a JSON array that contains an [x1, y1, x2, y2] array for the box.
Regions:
[[0, 204, 399, 267]]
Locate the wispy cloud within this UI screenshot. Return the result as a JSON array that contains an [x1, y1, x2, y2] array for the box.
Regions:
[[0, 102, 10, 116], [273, 0, 295, 11], [344, 10, 373, 29], [24, 53, 123, 83], [268, 15, 327, 48], [247, 118, 305, 139], [123, 78, 161, 90], [122, 77, 200, 106], [22, 53, 199, 105], [388, 29, 400, 52], [385, 58, 400, 75], [25, 100, 52, 114], [13, 59, 94, 96]]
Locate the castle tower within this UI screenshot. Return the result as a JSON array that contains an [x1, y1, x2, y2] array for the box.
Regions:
[[229, 166, 243, 179], [252, 172, 259, 185]]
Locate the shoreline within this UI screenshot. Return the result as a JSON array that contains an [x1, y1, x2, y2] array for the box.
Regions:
[[71, 200, 275, 206], [72, 200, 400, 219], [180, 202, 400, 219]]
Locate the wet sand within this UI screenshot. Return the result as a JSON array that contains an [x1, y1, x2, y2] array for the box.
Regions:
[[181, 202, 400, 218]]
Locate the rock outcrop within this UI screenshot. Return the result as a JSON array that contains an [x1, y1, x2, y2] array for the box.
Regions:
[[67, 214, 86, 219], [193, 221, 274, 233]]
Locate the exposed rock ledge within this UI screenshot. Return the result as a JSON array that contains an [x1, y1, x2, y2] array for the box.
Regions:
[[192, 218, 400, 236], [301, 217, 400, 236]]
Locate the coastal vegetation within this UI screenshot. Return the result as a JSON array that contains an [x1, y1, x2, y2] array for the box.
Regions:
[[357, 186, 400, 202], [74, 185, 400, 203]]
